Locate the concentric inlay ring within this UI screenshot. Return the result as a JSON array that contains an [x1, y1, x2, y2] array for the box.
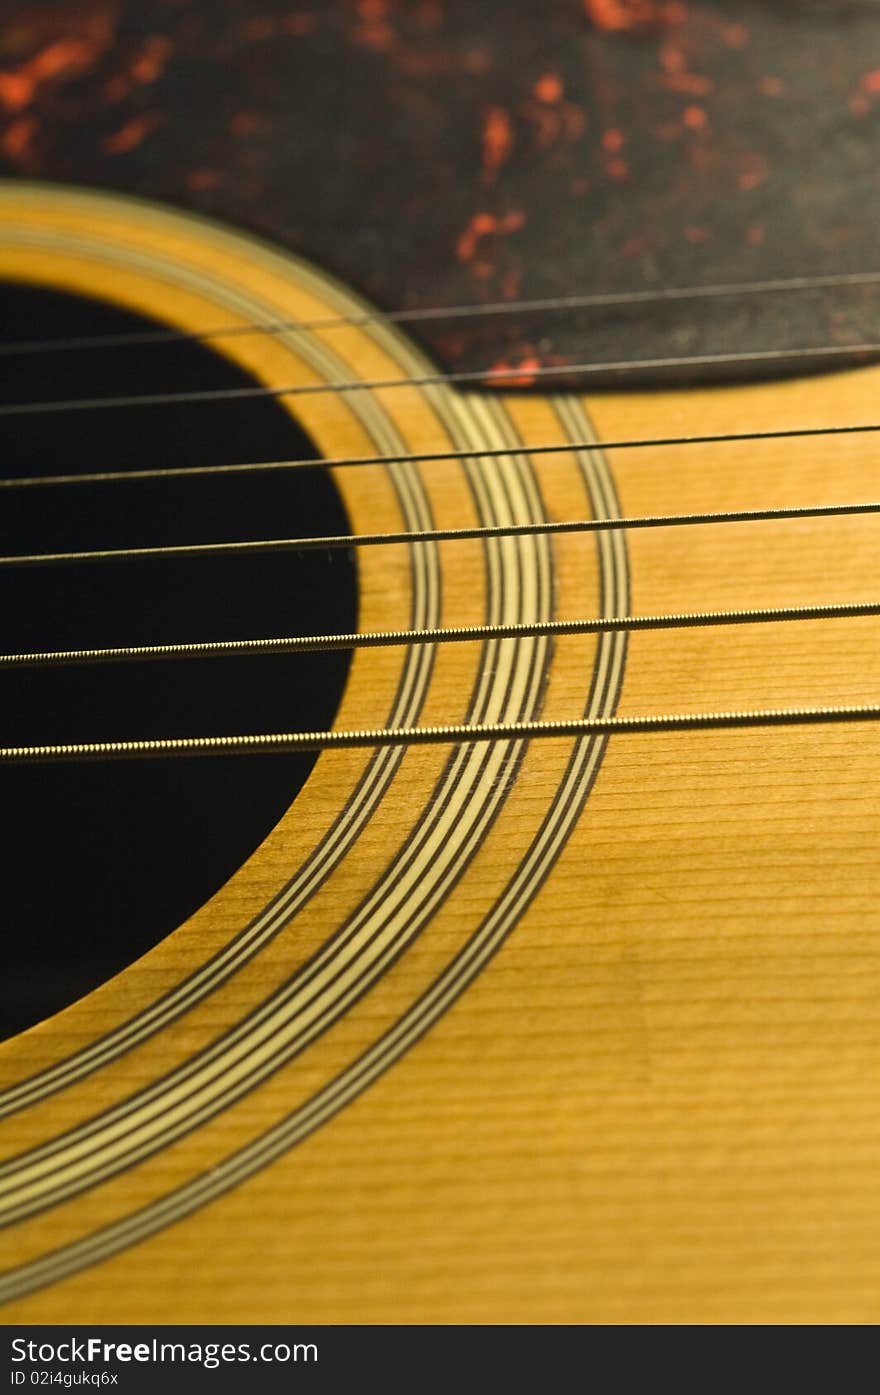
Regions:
[[0, 184, 628, 1302]]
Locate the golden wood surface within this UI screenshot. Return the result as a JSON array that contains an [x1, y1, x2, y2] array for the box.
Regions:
[[1, 185, 880, 1323]]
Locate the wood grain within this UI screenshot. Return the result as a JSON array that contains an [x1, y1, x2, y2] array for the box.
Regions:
[[2, 185, 880, 1323]]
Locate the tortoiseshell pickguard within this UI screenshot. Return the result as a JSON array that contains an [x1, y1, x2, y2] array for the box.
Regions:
[[1, 0, 879, 383]]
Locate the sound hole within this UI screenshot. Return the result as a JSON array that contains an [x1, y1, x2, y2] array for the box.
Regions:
[[0, 284, 357, 1040]]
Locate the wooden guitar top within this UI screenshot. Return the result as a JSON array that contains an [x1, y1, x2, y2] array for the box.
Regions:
[[1, 183, 879, 1323]]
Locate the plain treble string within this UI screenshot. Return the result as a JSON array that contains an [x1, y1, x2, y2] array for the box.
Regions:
[[1, 268, 880, 357], [4, 420, 880, 492], [3, 499, 880, 570], [4, 340, 880, 419]]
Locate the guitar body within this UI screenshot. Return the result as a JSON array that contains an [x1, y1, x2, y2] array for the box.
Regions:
[[2, 4, 880, 1325]]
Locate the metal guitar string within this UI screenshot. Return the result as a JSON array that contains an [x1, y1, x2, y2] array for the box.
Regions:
[[3, 706, 880, 765], [3, 419, 880, 492], [3, 338, 880, 417], [3, 601, 880, 670], [1, 268, 879, 357], [2, 498, 880, 570], [4, 431, 880, 758], [4, 281, 880, 761]]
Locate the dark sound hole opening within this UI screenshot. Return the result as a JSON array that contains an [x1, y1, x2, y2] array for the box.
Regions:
[[0, 283, 358, 1041]]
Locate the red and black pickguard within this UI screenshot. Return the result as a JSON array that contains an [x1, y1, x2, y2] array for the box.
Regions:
[[1, 1, 879, 380]]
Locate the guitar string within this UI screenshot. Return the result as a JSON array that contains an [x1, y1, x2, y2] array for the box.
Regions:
[[3, 499, 880, 570], [5, 299, 879, 760], [3, 339, 880, 418], [4, 601, 880, 670], [2, 269, 880, 357], [3, 420, 880, 492], [3, 705, 880, 765]]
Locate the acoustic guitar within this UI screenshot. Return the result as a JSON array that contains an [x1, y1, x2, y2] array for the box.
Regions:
[[2, 2, 880, 1325]]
